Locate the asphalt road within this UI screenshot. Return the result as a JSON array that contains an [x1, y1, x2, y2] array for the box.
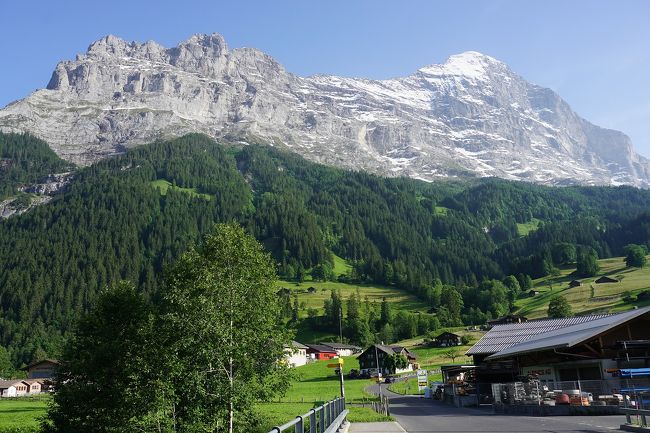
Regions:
[[366, 384, 626, 433]]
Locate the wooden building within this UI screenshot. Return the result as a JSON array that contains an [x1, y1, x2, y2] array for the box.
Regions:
[[357, 344, 417, 375], [467, 307, 650, 388]]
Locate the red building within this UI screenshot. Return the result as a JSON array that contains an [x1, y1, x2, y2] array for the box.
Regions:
[[306, 344, 338, 360]]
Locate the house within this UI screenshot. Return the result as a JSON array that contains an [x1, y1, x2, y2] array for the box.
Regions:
[[284, 341, 309, 368], [0, 380, 29, 398], [466, 307, 650, 392], [319, 342, 362, 357], [22, 359, 59, 379], [357, 344, 417, 375], [568, 280, 582, 288], [431, 332, 462, 347], [528, 290, 540, 297], [595, 276, 619, 284], [23, 379, 43, 394], [307, 286, 317, 294], [487, 315, 528, 326], [305, 344, 338, 360]]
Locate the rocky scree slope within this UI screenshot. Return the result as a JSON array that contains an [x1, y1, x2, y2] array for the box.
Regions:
[[1, 33, 648, 186]]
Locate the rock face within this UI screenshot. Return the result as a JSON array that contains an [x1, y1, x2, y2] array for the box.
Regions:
[[1, 33, 649, 186]]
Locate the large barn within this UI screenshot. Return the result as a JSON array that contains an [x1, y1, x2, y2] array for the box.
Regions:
[[464, 307, 650, 394]]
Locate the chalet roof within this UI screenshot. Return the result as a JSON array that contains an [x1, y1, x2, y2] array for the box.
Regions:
[[305, 344, 337, 353], [436, 332, 461, 338], [466, 307, 650, 360], [371, 344, 416, 359], [595, 276, 619, 283], [22, 359, 59, 371], [319, 342, 362, 350], [290, 341, 308, 350], [0, 379, 27, 388]]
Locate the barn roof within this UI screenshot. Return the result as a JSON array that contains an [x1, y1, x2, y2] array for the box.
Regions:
[[467, 308, 650, 359]]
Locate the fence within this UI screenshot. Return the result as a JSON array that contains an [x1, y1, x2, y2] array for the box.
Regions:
[[353, 395, 390, 416], [269, 397, 347, 433]]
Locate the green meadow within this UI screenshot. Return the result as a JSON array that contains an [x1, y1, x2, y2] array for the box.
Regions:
[[516, 255, 650, 318]]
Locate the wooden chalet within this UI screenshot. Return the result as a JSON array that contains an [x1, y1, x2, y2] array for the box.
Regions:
[[357, 344, 417, 375]]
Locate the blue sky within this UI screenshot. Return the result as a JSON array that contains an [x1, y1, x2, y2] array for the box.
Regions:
[[2, 0, 650, 156]]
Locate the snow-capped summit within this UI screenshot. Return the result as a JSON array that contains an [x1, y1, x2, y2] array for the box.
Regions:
[[1, 33, 649, 187]]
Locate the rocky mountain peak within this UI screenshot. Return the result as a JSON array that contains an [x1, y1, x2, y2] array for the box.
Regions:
[[3, 34, 650, 187]]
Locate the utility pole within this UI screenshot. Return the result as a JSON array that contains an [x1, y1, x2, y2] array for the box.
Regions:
[[339, 361, 345, 398], [375, 344, 383, 400], [339, 306, 343, 344]]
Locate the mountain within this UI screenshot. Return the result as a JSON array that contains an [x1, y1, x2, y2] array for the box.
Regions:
[[3, 132, 650, 365], [1, 33, 648, 187]]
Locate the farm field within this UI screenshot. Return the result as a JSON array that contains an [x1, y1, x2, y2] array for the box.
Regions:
[[516, 256, 650, 318]]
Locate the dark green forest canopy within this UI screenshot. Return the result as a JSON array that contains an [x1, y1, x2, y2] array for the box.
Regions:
[[1, 132, 650, 365], [0, 132, 73, 199]]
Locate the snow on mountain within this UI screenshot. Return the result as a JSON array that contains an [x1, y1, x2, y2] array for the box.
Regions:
[[1, 33, 648, 187]]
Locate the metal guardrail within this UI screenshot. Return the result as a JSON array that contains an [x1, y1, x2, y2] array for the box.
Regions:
[[621, 408, 650, 427], [269, 397, 347, 433]]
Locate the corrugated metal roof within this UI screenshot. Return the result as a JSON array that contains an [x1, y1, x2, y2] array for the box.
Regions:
[[467, 307, 650, 358]]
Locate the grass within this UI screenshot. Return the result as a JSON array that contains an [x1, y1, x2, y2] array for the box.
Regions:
[[257, 357, 391, 429], [0, 396, 48, 430], [387, 374, 440, 395], [332, 253, 352, 277], [516, 217, 542, 236], [434, 206, 449, 216], [150, 179, 211, 200], [515, 255, 650, 318], [277, 280, 430, 315]]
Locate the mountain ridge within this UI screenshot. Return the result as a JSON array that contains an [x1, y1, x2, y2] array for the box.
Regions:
[[1, 33, 648, 187]]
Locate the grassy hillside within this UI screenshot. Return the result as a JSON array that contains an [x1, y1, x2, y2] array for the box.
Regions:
[[150, 179, 211, 200], [278, 280, 430, 315], [515, 256, 650, 318]]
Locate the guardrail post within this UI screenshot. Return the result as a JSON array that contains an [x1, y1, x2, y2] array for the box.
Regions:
[[296, 415, 304, 433], [309, 409, 317, 433], [320, 404, 326, 433]]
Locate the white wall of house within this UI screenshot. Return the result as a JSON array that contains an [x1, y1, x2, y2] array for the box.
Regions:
[[396, 364, 414, 374], [335, 349, 354, 357], [1, 385, 17, 397], [285, 349, 308, 367]]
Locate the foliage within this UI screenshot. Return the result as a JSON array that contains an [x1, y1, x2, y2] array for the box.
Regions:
[[383, 354, 409, 374], [44, 282, 166, 433], [157, 224, 292, 432], [576, 247, 600, 277], [0, 132, 73, 199], [4, 134, 650, 365], [442, 348, 462, 363], [547, 295, 573, 318], [624, 244, 647, 268]]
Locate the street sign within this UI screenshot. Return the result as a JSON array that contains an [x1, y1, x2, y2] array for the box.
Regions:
[[417, 369, 428, 391]]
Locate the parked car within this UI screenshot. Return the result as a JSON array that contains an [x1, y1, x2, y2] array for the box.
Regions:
[[347, 369, 360, 379], [384, 376, 394, 384]]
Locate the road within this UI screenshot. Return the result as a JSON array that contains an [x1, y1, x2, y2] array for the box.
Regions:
[[355, 384, 626, 433]]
